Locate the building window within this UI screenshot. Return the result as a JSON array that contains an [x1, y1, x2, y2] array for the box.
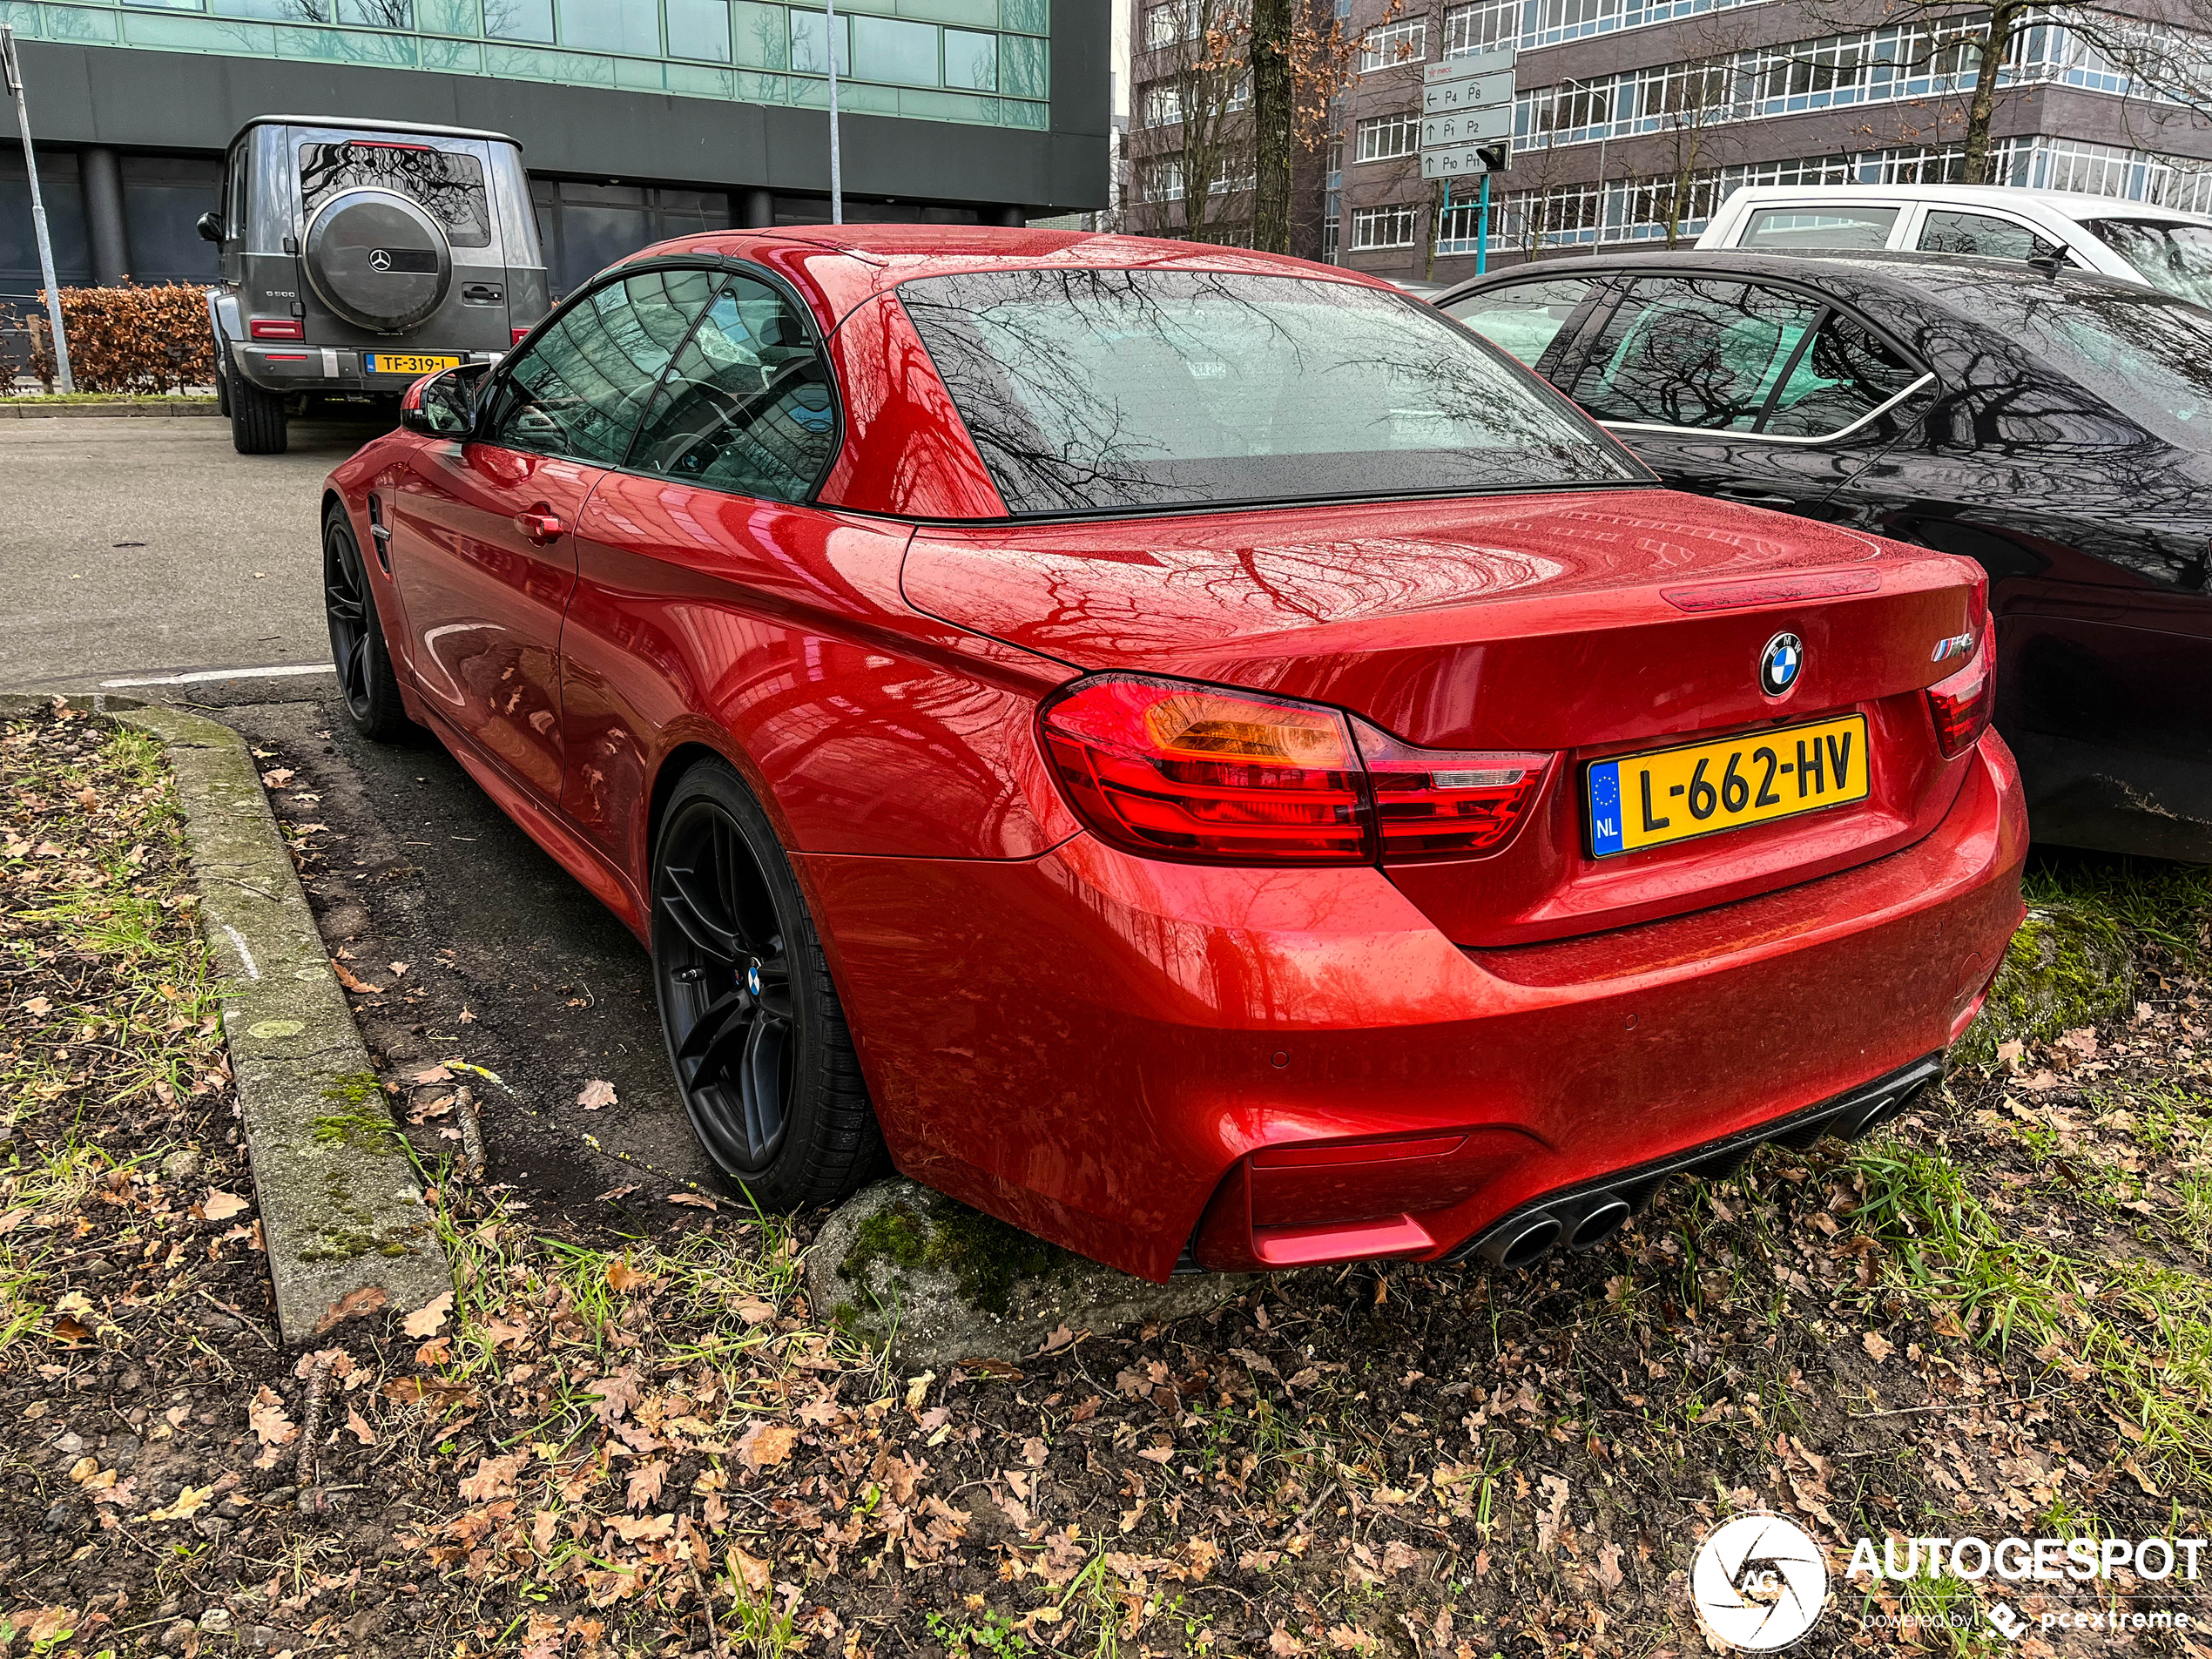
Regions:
[[1356, 111, 1419, 161], [1351, 203, 1417, 248], [1145, 2, 1184, 46], [1445, 0, 1519, 55], [1359, 17, 1426, 71], [1142, 82, 1185, 125], [1148, 159, 1186, 200]]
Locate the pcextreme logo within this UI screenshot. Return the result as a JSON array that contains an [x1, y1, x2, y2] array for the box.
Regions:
[[1691, 1514, 1830, 1651]]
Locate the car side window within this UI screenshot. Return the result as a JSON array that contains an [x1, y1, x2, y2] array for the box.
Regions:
[[1572, 278, 1822, 431], [1917, 210, 2066, 264], [1738, 206, 1898, 250], [1761, 312, 1923, 438], [487, 268, 721, 465], [1440, 277, 1601, 366], [626, 274, 838, 501]]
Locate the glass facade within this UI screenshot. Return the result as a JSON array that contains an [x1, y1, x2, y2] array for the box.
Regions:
[[0, 0, 1051, 128]]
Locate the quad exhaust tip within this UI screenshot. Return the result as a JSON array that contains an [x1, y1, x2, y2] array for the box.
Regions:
[[1567, 1197, 1632, 1251]]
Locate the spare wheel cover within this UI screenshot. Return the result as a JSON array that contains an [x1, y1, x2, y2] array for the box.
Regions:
[[304, 187, 454, 331]]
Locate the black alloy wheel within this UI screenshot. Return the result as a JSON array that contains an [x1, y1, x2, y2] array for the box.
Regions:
[[322, 512, 408, 740], [651, 761, 881, 1207]]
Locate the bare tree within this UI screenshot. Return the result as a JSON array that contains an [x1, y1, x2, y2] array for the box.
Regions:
[[1253, 0, 1294, 250]]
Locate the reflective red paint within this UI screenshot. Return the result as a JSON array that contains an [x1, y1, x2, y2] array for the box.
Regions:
[[325, 226, 2026, 1281]]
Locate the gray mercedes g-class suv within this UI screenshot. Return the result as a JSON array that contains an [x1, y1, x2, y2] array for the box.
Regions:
[[199, 115, 551, 455]]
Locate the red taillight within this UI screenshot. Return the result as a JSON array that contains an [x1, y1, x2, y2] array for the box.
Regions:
[[511, 327, 531, 345], [1926, 619, 1996, 759], [249, 319, 304, 341], [1039, 673, 1550, 867], [1352, 718, 1550, 860]]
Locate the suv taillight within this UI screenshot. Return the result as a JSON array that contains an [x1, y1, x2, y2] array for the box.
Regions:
[[1039, 673, 1550, 867], [1926, 619, 1996, 759], [248, 319, 304, 341]]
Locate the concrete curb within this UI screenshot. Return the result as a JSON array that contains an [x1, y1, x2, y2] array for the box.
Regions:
[[1, 401, 222, 418], [2, 692, 450, 1342]]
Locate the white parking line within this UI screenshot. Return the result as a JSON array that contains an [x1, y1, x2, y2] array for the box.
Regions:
[[98, 663, 338, 689]]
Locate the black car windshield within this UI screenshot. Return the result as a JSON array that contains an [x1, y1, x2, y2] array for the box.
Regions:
[[2014, 288, 2212, 448], [897, 267, 1641, 516], [2082, 218, 2212, 308]]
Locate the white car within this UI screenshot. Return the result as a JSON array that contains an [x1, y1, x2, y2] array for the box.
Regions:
[[1696, 183, 2212, 307]]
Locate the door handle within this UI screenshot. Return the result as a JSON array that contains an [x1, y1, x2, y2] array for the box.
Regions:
[[515, 509, 564, 545]]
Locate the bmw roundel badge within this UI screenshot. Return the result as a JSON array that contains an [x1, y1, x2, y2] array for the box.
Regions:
[[1760, 632, 1804, 697]]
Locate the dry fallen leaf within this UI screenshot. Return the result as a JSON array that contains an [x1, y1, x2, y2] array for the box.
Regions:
[[626, 1459, 669, 1511], [332, 961, 384, 995], [607, 1258, 652, 1294], [346, 1407, 378, 1447], [577, 1079, 618, 1111], [21, 997, 51, 1017], [201, 1190, 249, 1222], [412, 1064, 454, 1085], [401, 1291, 454, 1339], [147, 1485, 212, 1522], [739, 1421, 799, 1468], [1864, 1330, 1896, 1362], [666, 1191, 718, 1210], [313, 1284, 387, 1334], [248, 1384, 298, 1447]]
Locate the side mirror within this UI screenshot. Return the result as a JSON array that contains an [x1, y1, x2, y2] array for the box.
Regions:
[[401, 368, 476, 438], [196, 211, 225, 244]]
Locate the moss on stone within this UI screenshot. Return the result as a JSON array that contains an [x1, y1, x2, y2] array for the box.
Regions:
[[321, 1070, 383, 1107], [311, 1108, 399, 1158], [839, 1194, 1073, 1318], [1957, 903, 2134, 1068]]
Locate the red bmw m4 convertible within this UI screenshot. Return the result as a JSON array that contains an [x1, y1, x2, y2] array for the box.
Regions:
[[323, 227, 2024, 1280]]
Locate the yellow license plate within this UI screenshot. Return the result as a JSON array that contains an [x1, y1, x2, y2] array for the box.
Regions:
[[366, 353, 461, 375], [1587, 714, 1869, 857]]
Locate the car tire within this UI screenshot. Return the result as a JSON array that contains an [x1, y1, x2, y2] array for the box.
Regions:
[[322, 510, 410, 741], [651, 759, 885, 1209], [229, 368, 287, 455], [215, 354, 231, 417]]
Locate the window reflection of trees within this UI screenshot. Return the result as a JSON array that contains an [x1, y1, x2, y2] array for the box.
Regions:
[[1574, 278, 1823, 430], [898, 268, 1634, 516], [299, 141, 492, 247], [496, 271, 719, 464]]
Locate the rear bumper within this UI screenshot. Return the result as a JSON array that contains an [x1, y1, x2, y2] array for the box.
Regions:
[[231, 345, 501, 396], [799, 732, 2027, 1281]]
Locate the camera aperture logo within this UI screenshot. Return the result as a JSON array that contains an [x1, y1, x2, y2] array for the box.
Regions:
[[1691, 1514, 1831, 1650]]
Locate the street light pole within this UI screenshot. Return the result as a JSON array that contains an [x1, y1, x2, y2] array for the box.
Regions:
[[0, 26, 73, 394], [823, 0, 843, 224]]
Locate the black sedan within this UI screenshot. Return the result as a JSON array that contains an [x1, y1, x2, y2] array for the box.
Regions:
[[1436, 249, 2211, 864]]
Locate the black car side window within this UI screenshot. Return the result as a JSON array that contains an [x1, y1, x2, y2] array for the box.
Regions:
[[1760, 312, 1923, 438], [1441, 277, 1601, 367], [488, 267, 722, 465], [1573, 277, 1822, 431], [626, 273, 838, 502], [1917, 211, 2067, 265]]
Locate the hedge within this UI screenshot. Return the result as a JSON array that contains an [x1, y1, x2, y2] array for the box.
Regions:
[[13, 284, 218, 396]]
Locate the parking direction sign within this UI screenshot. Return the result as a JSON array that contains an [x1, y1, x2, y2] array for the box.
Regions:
[[1424, 71, 1513, 114], [1420, 105, 1512, 149], [1422, 143, 1508, 179], [1423, 47, 1514, 84]]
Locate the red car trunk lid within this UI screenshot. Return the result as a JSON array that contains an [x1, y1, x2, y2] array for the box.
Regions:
[[903, 489, 1986, 946]]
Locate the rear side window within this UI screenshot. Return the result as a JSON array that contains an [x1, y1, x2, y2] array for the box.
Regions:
[[1442, 276, 1601, 365], [629, 275, 837, 499], [2082, 218, 2212, 307], [898, 267, 1638, 516], [1917, 211, 2064, 263], [300, 140, 493, 249], [1738, 206, 1898, 250], [1574, 278, 1821, 430], [1762, 314, 1922, 437], [488, 268, 720, 464]]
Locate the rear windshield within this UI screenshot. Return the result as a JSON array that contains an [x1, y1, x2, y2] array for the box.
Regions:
[[896, 268, 1640, 516], [2082, 218, 2212, 308], [300, 140, 491, 249], [2015, 287, 2212, 447]]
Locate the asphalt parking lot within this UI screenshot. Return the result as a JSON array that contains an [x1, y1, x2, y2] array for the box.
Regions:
[[2, 413, 713, 1222]]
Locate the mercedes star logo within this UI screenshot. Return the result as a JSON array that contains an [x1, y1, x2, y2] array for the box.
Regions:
[[369, 249, 393, 273]]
